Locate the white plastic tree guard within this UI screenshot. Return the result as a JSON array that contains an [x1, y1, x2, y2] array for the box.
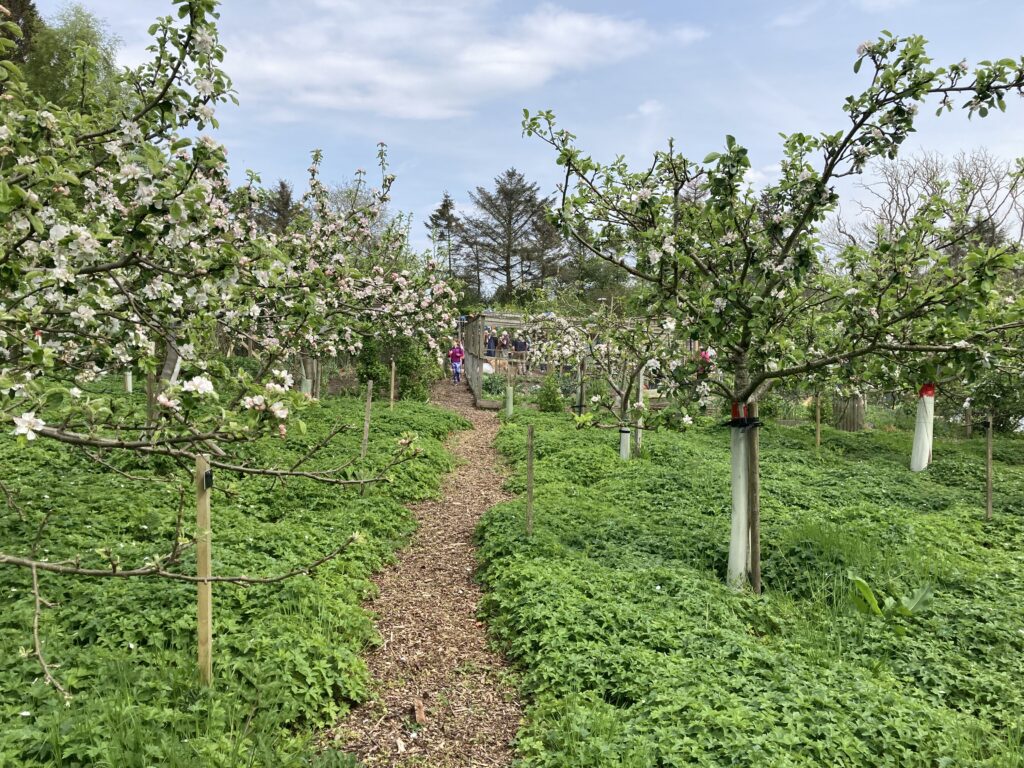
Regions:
[[911, 383, 935, 472], [727, 424, 750, 588], [619, 426, 631, 461]]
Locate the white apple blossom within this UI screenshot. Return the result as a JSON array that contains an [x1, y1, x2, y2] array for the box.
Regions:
[[12, 412, 45, 440], [181, 376, 215, 396]]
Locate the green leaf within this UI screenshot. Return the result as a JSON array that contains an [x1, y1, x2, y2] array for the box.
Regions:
[[848, 571, 882, 616], [899, 583, 934, 616]]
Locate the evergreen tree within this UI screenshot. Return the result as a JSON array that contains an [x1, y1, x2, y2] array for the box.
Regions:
[[425, 191, 459, 274], [4, 0, 43, 64], [257, 179, 301, 236], [458, 168, 565, 305]]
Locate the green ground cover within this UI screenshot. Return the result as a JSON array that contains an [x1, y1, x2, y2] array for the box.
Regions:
[[1, 393, 467, 767], [478, 414, 1024, 767]]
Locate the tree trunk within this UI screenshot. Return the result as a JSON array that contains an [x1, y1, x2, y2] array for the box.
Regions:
[[747, 402, 762, 594], [158, 339, 179, 387], [834, 393, 865, 432]]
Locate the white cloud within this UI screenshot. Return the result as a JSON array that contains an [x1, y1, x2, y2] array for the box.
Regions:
[[634, 99, 665, 118], [671, 25, 709, 45], [743, 164, 782, 188], [223, 2, 663, 120], [770, 3, 823, 28], [853, 0, 914, 10]]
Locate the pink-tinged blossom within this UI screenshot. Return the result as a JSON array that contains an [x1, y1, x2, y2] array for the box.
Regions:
[[156, 392, 181, 411]]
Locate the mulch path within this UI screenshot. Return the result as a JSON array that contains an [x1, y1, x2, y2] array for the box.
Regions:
[[326, 381, 522, 766]]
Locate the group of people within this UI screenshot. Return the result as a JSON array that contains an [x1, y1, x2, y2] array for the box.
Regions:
[[482, 327, 529, 358], [446, 326, 532, 385]]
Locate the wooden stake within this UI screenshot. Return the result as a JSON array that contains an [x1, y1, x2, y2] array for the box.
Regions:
[[125, 370, 133, 394], [145, 372, 156, 425], [577, 359, 585, 414], [389, 358, 396, 409], [747, 403, 762, 595], [814, 393, 821, 449], [361, 380, 373, 459], [195, 454, 213, 685], [413, 697, 427, 725], [505, 380, 514, 417], [986, 411, 993, 520], [526, 424, 534, 537], [635, 366, 644, 453]]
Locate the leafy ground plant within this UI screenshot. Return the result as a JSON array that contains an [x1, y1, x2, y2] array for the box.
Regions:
[[478, 412, 1024, 767], [0, 393, 467, 767]]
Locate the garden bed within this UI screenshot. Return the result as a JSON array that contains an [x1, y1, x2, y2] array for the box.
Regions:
[[478, 413, 1024, 766]]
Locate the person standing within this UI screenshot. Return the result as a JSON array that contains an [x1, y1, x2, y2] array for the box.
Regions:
[[448, 340, 465, 384]]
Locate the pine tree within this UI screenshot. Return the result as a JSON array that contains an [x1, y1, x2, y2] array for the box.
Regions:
[[458, 169, 564, 304], [425, 191, 460, 274], [257, 179, 301, 236]]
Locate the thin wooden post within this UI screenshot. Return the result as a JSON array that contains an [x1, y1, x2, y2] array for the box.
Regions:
[[195, 454, 213, 685], [747, 403, 762, 595], [619, 426, 630, 461], [361, 380, 373, 459], [986, 411, 993, 520], [814, 393, 821, 449], [576, 359, 585, 414], [389, 358, 396, 409], [635, 366, 645, 453], [145, 372, 156, 425], [526, 424, 534, 537], [125, 370, 133, 394]]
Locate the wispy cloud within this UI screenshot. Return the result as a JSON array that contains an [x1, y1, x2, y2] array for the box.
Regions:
[[671, 25, 709, 45], [853, 0, 915, 11], [223, 2, 673, 120], [770, 3, 823, 28], [632, 99, 665, 118]]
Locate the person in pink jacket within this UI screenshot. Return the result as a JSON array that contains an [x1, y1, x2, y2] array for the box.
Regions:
[[448, 341, 465, 384]]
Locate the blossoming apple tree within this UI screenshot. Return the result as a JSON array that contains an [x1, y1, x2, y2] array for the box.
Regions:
[[524, 32, 1024, 591], [526, 302, 711, 440], [0, 0, 456, 690]]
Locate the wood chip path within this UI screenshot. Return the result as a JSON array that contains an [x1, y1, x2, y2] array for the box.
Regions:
[[328, 381, 522, 766]]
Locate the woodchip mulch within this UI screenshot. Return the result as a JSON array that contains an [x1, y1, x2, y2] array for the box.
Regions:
[[324, 380, 522, 767]]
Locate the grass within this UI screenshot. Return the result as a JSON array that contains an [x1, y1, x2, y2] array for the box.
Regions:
[[0, 391, 468, 767], [477, 412, 1024, 767]]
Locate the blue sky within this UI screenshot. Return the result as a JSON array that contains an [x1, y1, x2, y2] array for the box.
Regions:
[[37, 0, 1024, 251]]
